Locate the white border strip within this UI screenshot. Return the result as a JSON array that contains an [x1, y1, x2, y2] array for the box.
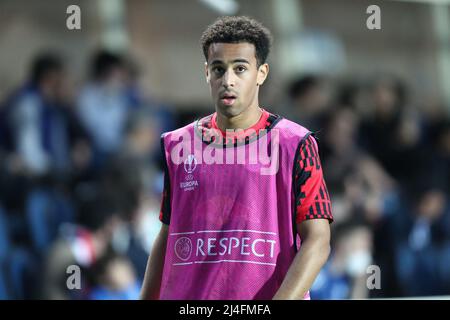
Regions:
[[193, 259, 276, 266], [169, 231, 196, 236], [196, 229, 277, 235]]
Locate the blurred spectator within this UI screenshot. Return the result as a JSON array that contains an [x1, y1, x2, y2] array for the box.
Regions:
[[358, 75, 428, 187], [87, 252, 141, 300], [334, 80, 370, 117], [0, 53, 91, 274], [427, 121, 450, 194], [1, 53, 88, 178], [286, 74, 332, 135], [359, 76, 405, 161], [99, 109, 163, 279], [388, 184, 450, 296], [311, 221, 373, 299], [40, 188, 131, 299], [77, 50, 138, 167], [114, 108, 161, 197], [321, 107, 362, 196]]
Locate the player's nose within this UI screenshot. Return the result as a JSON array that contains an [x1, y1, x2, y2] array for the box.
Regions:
[[222, 70, 236, 88]]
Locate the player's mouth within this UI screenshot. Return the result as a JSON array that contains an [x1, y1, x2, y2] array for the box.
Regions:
[[220, 93, 237, 106]]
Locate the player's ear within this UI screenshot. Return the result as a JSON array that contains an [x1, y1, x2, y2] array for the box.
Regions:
[[205, 62, 210, 84], [256, 63, 269, 86]]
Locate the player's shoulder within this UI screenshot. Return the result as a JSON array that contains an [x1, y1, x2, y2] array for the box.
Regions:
[[161, 118, 200, 140], [273, 114, 313, 141]]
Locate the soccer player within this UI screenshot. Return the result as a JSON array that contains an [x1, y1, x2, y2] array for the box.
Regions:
[[140, 16, 333, 300]]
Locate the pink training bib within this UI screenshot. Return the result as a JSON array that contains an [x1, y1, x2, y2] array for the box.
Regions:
[[159, 116, 311, 300]]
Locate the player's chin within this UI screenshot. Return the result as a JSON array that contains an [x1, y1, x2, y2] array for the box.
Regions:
[[217, 104, 242, 117], [217, 100, 240, 116]]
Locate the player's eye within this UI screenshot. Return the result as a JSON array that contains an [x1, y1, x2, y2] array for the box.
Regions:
[[235, 66, 247, 73], [212, 67, 224, 75]]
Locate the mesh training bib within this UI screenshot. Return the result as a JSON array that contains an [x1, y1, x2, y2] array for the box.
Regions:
[[159, 116, 311, 300]]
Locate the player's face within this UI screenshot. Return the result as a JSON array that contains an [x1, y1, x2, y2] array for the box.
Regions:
[[205, 42, 268, 118]]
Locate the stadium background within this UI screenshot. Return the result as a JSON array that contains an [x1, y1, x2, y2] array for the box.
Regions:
[[0, 0, 449, 299]]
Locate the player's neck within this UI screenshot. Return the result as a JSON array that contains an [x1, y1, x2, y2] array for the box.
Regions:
[[216, 104, 263, 131]]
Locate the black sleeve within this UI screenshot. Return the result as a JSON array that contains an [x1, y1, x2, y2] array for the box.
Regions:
[[293, 133, 333, 224]]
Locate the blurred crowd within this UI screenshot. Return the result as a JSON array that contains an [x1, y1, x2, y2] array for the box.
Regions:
[[0, 51, 175, 299], [0, 50, 449, 299], [283, 75, 450, 298]]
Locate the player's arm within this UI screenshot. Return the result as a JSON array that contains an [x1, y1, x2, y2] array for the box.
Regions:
[[140, 136, 171, 300], [272, 219, 331, 300], [273, 133, 332, 299], [140, 223, 169, 300]]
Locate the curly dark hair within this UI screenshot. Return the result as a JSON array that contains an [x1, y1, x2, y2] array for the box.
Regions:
[[200, 16, 273, 67]]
